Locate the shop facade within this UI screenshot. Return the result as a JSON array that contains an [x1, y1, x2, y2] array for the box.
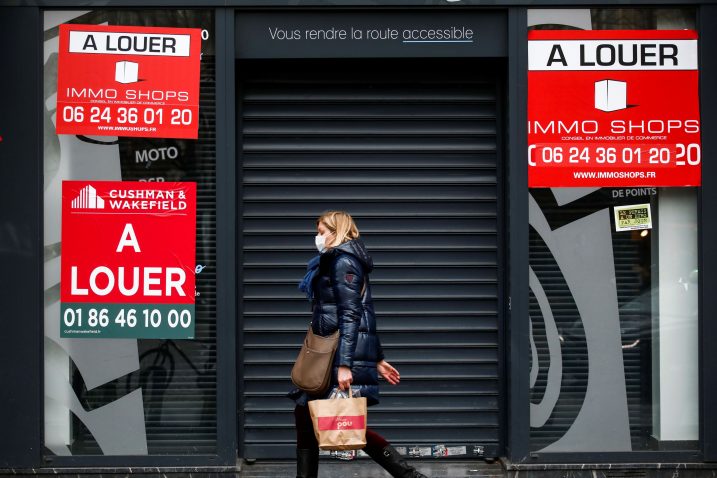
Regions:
[[1, 0, 717, 472]]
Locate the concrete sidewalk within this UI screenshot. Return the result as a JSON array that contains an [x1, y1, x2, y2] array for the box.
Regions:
[[237, 459, 504, 478], [4, 462, 716, 478], [237, 460, 717, 478]]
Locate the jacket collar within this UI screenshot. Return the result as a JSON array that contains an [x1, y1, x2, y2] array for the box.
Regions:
[[322, 239, 374, 273]]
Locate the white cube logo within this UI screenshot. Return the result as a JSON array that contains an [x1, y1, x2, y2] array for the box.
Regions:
[[595, 80, 627, 112], [115, 61, 139, 84]]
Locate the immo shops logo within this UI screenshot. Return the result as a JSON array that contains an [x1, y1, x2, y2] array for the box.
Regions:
[[71, 184, 105, 209], [115, 61, 139, 84]]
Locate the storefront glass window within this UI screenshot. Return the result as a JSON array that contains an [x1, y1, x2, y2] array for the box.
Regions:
[[43, 10, 217, 455], [527, 8, 699, 453]]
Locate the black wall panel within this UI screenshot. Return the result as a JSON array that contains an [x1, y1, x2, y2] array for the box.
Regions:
[[700, 4, 717, 463], [0, 7, 43, 469]]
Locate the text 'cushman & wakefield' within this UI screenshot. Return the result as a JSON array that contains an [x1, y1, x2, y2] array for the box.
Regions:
[[107, 188, 188, 211]]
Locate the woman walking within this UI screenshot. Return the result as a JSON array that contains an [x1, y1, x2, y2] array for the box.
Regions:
[[289, 211, 428, 478]]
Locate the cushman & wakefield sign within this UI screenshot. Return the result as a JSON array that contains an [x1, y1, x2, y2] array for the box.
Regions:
[[60, 181, 196, 338], [528, 30, 701, 188]]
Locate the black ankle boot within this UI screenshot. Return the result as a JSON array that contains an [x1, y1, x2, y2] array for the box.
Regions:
[[296, 448, 319, 478], [366, 445, 429, 478]]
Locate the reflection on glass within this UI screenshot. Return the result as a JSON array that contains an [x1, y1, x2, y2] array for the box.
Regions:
[[69, 339, 217, 454], [527, 7, 698, 454], [528, 8, 695, 31], [528, 187, 698, 452], [43, 9, 217, 456]]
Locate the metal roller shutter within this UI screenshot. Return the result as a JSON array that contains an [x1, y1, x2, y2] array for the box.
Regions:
[[239, 59, 504, 459]]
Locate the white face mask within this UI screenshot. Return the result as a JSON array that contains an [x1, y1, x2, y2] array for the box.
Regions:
[[315, 233, 328, 253]]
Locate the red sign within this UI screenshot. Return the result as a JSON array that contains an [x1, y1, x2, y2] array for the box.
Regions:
[[60, 181, 196, 338], [528, 30, 701, 187], [317, 416, 366, 431], [56, 24, 201, 139]]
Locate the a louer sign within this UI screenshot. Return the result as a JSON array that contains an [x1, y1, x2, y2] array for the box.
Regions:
[[528, 30, 701, 188], [56, 24, 202, 139], [60, 181, 196, 339]]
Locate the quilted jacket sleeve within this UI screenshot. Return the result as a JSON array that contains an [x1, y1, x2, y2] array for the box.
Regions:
[[376, 333, 385, 362], [331, 254, 365, 368]]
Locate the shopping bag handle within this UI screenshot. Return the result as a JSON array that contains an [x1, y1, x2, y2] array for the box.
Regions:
[[329, 387, 354, 399]]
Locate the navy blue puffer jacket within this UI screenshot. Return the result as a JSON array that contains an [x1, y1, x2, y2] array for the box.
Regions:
[[290, 239, 385, 406]]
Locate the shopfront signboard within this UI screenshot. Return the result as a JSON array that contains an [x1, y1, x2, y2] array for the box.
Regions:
[[528, 30, 701, 187], [56, 24, 202, 139], [60, 181, 196, 338], [235, 11, 506, 58]]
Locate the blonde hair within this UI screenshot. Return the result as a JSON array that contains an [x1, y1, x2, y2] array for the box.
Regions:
[[317, 211, 360, 247]]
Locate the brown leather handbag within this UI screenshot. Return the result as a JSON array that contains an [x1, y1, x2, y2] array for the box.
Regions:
[[291, 326, 340, 395]]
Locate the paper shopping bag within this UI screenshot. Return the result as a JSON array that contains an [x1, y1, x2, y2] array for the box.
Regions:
[[308, 388, 367, 450]]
